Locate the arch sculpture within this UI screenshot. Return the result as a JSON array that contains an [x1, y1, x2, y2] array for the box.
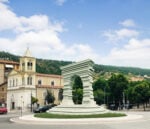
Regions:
[[48, 59, 108, 115]]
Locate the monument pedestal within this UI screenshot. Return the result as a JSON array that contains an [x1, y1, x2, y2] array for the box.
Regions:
[[49, 104, 109, 115]]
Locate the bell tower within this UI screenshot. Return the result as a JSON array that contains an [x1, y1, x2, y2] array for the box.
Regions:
[[20, 48, 36, 73]]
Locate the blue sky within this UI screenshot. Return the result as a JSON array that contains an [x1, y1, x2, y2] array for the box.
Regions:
[[0, 0, 150, 69]]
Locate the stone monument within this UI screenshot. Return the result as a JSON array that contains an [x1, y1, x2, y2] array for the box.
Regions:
[[48, 59, 108, 114]]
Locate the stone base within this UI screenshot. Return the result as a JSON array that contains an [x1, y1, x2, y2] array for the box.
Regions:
[[48, 104, 109, 115]]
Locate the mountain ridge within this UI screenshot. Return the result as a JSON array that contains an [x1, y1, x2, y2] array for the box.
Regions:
[[0, 51, 150, 76]]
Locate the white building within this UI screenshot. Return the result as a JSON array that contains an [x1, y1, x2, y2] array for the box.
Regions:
[[7, 48, 36, 111], [7, 48, 63, 112]]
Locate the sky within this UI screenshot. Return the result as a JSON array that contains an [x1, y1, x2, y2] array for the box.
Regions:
[[0, 0, 150, 69]]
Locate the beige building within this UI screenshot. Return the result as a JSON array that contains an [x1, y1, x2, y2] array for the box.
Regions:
[[0, 60, 19, 106], [36, 73, 63, 106], [7, 49, 63, 111]]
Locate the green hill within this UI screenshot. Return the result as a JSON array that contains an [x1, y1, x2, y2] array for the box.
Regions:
[[0, 51, 150, 76]]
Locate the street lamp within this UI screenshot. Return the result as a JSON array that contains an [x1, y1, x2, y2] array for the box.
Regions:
[[31, 91, 32, 112], [123, 92, 125, 109], [21, 96, 23, 117], [104, 87, 106, 105]]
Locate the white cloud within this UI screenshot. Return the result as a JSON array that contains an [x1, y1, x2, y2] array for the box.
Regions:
[[1, 2, 149, 69], [0, 1, 100, 63], [0, 1, 20, 31], [120, 19, 136, 27], [101, 38, 150, 68], [55, 0, 67, 6], [0, 0, 8, 3], [103, 28, 139, 42]]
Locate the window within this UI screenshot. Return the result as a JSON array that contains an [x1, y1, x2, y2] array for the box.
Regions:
[[2, 88, 4, 91], [51, 81, 54, 86], [27, 62, 32, 70], [38, 80, 42, 85], [13, 79, 15, 87], [16, 79, 18, 86], [22, 62, 25, 71], [22, 77, 25, 85], [9, 80, 12, 87], [27, 76, 32, 85]]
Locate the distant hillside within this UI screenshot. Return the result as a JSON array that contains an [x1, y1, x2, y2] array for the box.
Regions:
[[0, 51, 150, 76], [94, 64, 150, 76]]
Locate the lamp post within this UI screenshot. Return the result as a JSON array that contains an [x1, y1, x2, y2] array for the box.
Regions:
[[123, 92, 125, 110], [104, 87, 106, 105], [21, 96, 23, 117], [31, 91, 32, 112]]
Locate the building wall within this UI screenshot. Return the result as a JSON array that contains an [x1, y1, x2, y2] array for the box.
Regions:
[[7, 71, 36, 111], [36, 87, 61, 106], [0, 60, 19, 105], [36, 74, 63, 86], [0, 83, 7, 105], [0, 64, 4, 84], [7, 89, 36, 111], [36, 74, 63, 106]]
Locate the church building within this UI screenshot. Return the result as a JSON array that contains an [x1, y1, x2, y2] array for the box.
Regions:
[[7, 48, 63, 111]]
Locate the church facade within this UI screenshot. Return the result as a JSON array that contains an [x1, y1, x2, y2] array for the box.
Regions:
[[7, 49, 63, 111]]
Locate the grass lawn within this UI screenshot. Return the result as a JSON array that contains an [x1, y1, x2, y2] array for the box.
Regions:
[[34, 112, 126, 119]]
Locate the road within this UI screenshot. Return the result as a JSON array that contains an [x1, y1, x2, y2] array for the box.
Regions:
[[0, 111, 150, 129]]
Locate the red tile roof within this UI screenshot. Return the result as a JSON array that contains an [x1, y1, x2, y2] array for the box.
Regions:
[[0, 60, 19, 65]]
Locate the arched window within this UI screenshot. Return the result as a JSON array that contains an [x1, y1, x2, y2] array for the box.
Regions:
[[27, 62, 32, 70], [51, 81, 54, 86], [38, 80, 42, 85], [27, 76, 32, 85]]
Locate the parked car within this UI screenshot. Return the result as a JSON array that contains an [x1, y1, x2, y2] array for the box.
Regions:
[[0, 107, 7, 114], [124, 104, 133, 109], [33, 104, 56, 113]]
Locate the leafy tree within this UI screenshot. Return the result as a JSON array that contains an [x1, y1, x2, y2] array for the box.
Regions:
[[31, 96, 38, 104], [94, 89, 104, 105], [108, 74, 128, 107], [93, 78, 109, 105], [133, 81, 150, 110], [93, 78, 108, 91], [45, 89, 55, 104], [72, 76, 83, 104]]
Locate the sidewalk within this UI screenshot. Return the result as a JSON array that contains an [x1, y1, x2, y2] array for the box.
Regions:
[[10, 112, 143, 125]]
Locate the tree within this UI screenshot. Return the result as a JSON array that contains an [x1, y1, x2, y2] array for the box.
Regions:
[[94, 89, 104, 105], [93, 78, 108, 91], [93, 78, 109, 105], [45, 89, 55, 104], [72, 76, 83, 104], [133, 81, 150, 111], [31, 96, 38, 104], [108, 74, 128, 107]]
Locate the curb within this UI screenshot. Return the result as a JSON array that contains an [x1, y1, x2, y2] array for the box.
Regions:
[[10, 113, 143, 125]]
